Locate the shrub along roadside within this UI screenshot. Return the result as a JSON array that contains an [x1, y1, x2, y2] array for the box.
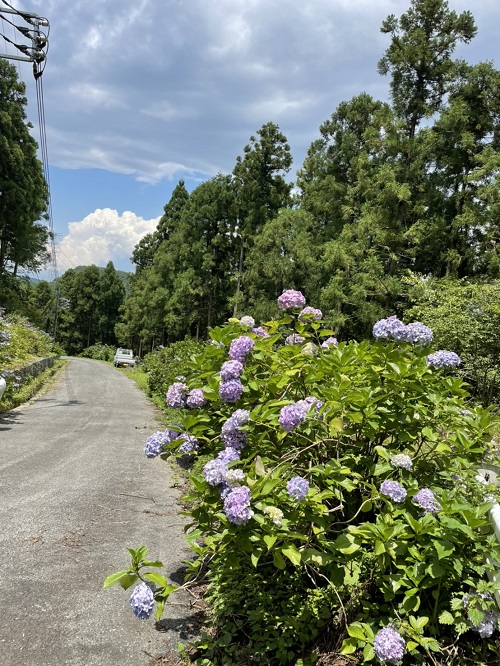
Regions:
[[106, 301, 500, 665]]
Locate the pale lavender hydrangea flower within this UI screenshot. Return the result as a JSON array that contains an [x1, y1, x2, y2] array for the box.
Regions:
[[219, 379, 244, 403], [426, 350, 461, 368], [225, 469, 245, 485], [203, 459, 228, 486], [279, 402, 308, 432], [166, 381, 187, 408], [224, 485, 253, 525], [178, 433, 199, 454], [380, 480, 407, 503], [285, 333, 305, 346], [229, 336, 255, 362], [129, 583, 154, 620], [287, 476, 309, 501], [144, 431, 173, 458], [186, 388, 206, 408], [390, 454, 413, 471], [277, 289, 306, 310], [413, 488, 440, 513], [373, 626, 406, 665], [264, 506, 284, 526], [299, 306, 322, 321], [227, 409, 250, 427], [321, 336, 338, 348], [404, 321, 433, 344], [221, 428, 247, 449], [239, 315, 255, 328], [217, 447, 241, 464], [252, 326, 270, 338], [373, 316, 408, 342], [220, 360, 244, 382], [464, 594, 500, 638]]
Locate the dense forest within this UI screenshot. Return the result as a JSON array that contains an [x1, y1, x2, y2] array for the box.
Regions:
[[2, 0, 500, 364]]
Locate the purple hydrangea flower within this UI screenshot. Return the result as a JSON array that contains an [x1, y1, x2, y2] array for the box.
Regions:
[[166, 381, 187, 408], [239, 315, 255, 328], [144, 431, 173, 458], [252, 326, 270, 338], [220, 360, 244, 382], [380, 480, 407, 503], [413, 488, 440, 513], [279, 402, 308, 432], [404, 321, 433, 344], [321, 336, 338, 348], [228, 409, 250, 427], [299, 306, 323, 321], [390, 454, 413, 471], [373, 315, 408, 342], [203, 459, 228, 486], [277, 289, 306, 310], [229, 336, 255, 362], [426, 350, 461, 368], [186, 388, 206, 408], [223, 485, 253, 525], [373, 626, 406, 665], [217, 447, 241, 463], [221, 428, 248, 449], [219, 379, 244, 403], [129, 582, 154, 620], [285, 333, 305, 346], [178, 433, 199, 454], [287, 476, 309, 501]]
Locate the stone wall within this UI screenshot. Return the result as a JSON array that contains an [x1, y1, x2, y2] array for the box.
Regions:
[[17, 357, 55, 379]]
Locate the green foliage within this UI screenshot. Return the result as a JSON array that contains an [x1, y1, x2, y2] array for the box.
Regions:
[[79, 343, 116, 362], [108, 303, 500, 664], [404, 275, 500, 406], [141, 339, 205, 399]]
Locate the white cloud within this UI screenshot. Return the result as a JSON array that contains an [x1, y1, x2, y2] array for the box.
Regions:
[[56, 209, 160, 271]]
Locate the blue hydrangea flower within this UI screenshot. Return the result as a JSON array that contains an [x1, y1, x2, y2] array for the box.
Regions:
[[413, 488, 440, 513], [223, 485, 253, 525], [129, 582, 154, 620], [321, 336, 338, 348], [426, 350, 461, 368], [404, 321, 433, 344], [144, 431, 173, 458], [279, 402, 308, 432], [221, 428, 247, 449], [287, 476, 309, 501], [166, 381, 187, 408], [203, 459, 228, 486], [285, 333, 305, 346], [277, 289, 306, 310], [229, 409, 250, 427], [220, 360, 244, 382], [228, 336, 255, 362], [252, 326, 270, 338], [217, 447, 241, 464], [390, 454, 413, 471], [380, 480, 407, 503], [219, 379, 244, 403], [373, 626, 406, 665], [186, 388, 206, 408], [373, 316, 408, 341], [178, 433, 199, 454], [298, 306, 322, 321], [239, 315, 255, 328]]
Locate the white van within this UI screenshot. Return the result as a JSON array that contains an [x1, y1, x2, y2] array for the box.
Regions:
[[113, 348, 136, 367]]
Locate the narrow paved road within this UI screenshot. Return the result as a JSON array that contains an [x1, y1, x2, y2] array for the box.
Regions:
[[0, 358, 195, 666]]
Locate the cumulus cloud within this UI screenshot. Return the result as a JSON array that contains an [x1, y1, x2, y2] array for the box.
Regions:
[[14, 0, 500, 185], [56, 209, 160, 272]]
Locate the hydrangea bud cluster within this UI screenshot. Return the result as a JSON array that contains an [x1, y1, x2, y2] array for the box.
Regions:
[[186, 388, 206, 408], [390, 454, 413, 470], [302, 342, 318, 356], [223, 485, 253, 525], [298, 306, 322, 321], [144, 430, 175, 458], [413, 488, 440, 513], [219, 378, 244, 403], [277, 289, 306, 310], [263, 505, 284, 526], [279, 402, 308, 432], [321, 336, 338, 348], [285, 333, 305, 346], [178, 433, 199, 454], [220, 360, 244, 382], [373, 626, 406, 665], [373, 316, 433, 344], [426, 350, 461, 368], [239, 315, 255, 328], [166, 381, 188, 408], [129, 582, 154, 620], [228, 336, 255, 363], [252, 326, 270, 338], [287, 476, 309, 501], [380, 480, 407, 503]]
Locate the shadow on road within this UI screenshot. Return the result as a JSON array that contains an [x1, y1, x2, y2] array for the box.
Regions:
[[0, 409, 24, 431]]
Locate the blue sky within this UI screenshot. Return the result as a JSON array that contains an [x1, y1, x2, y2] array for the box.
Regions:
[[2, 0, 499, 277]]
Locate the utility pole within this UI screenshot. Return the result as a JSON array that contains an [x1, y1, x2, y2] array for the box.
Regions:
[[0, 5, 49, 77]]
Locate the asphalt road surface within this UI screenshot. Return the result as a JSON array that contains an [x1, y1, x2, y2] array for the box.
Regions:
[[0, 358, 197, 666]]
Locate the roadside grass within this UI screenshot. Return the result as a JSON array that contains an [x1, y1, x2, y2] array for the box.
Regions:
[[0, 359, 67, 413]]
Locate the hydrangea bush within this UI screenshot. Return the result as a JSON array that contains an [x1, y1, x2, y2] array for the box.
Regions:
[[105, 296, 500, 664]]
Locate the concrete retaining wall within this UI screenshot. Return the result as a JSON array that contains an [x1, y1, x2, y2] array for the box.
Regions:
[[17, 357, 55, 379]]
